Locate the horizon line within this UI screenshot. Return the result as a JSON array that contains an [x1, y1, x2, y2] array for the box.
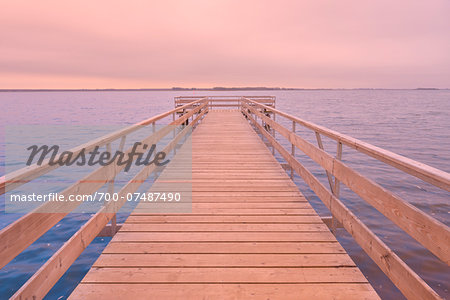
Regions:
[[0, 87, 447, 92]]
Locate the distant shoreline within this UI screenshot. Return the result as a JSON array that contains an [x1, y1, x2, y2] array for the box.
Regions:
[[0, 87, 446, 92]]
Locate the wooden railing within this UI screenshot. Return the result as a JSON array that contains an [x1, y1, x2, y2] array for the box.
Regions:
[[0, 99, 208, 299], [240, 98, 449, 300], [1, 96, 448, 299], [175, 95, 275, 109]]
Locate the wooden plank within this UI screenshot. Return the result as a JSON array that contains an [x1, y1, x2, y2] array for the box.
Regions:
[[190, 196, 308, 203], [168, 186, 302, 192], [189, 203, 310, 208], [141, 186, 301, 192], [103, 242, 346, 254], [69, 283, 378, 300], [119, 223, 329, 232], [131, 208, 317, 215], [125, 215, 323, 223], [190, 192, 304, 196], [93, 253, 356, 268], [84, 267, 364, 282], [112, 232, 336, 242], [136, 202, 311, 209], [189, 175, 298, 180]]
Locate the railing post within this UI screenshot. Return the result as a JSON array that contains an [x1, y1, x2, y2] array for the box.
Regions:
[[272, 113, 276, 155], [173, 113, 176, 155], [291, 121, 296, 179], [331, 141, 343, 232], [315, 132, 343, 234], [111, 135, 126, 235], [315, 132, 335, 193], [105, 142, 116, 235], [119, 135, 127, 151]]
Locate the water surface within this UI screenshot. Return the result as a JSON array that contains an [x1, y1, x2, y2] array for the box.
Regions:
[[1, 90, 449, 299]]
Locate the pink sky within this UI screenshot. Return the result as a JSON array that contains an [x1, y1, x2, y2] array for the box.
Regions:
[[1, 0, 449, 89]]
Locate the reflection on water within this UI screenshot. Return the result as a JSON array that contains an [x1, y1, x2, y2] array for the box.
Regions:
[[1, 90, 449, 299]]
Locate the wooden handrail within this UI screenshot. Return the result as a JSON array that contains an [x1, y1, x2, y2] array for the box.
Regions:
[[243, 102, 450, 264], [175, 96, 275, 109], [175, 95, 275, 99], [0, 97, 207, 195], [0, 101, 208, 270], [242, 105, 443, 300], [243, 98, 450, 192]]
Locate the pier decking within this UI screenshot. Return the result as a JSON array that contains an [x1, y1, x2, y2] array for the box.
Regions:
[[69, 110, 378, 299]]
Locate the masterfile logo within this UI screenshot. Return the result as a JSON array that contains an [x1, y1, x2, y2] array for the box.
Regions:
[[26, 142, 170, 171]]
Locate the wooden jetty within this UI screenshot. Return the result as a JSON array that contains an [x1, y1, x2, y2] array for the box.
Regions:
[[0, 96, 449, 299]]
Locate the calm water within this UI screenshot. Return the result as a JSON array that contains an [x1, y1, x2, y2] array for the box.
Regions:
[[0, 90, 449, 299]]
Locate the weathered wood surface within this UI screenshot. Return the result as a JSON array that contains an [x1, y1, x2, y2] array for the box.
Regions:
[[70, 110, 379, 299]]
